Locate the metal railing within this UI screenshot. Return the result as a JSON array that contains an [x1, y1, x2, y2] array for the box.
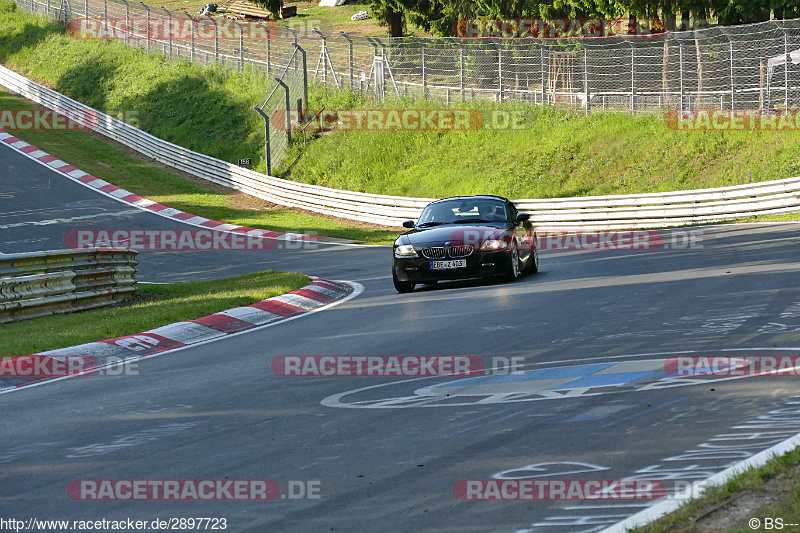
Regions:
[[0, 249, 138, 324], [16, 0, 800, 113], [3, 64, 800, 229]]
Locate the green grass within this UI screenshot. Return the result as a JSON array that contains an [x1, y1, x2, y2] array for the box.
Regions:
[[285, 92, 800, 200], [5, 0, 800, 209], [633, 447, 800, 532], [0, 270, 309, 355], [0, 88, 399, 244]]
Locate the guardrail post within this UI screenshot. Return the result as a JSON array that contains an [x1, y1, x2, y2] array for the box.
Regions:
[[341, 32, 354, 89], [139, 2, 150, 51]]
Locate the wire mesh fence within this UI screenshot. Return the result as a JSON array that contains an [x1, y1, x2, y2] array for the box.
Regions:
[[14, 0, 800, 122]]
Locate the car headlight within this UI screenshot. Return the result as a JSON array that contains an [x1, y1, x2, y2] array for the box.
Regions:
[[394, 244, 417, 257], [480, 236, 511, 251]]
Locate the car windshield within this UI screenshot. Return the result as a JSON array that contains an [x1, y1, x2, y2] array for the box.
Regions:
[[418, 199, 509, 225]]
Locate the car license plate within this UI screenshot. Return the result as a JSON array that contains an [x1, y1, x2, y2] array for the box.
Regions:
[[430, 260, 466, 270]]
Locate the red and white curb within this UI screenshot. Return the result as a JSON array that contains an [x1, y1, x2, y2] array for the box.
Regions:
[[0, 277, 360, 392], [0, 129, 337, 245]]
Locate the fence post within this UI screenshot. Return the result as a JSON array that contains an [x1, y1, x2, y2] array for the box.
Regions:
[[84, 0, 87, 18], [373, 54, 385, 102], [297, 43, 308, 107], [261, 22, 268, 72], [285, 27, 298, 71], [540, 45, 546, 105], [785, 30, 790, 108], [496, 41, 503, 101], [678, 40, 684, 110], [312, 28, 328, 83], [103, 0, 108, 36], [211, 17, 218, 62], [413, 37, 427, 99], [139, 3, 150, 51], [341, 32, 354, 88], [584, 47, 590, 115], [629, 41, 635, 111], [729, 35, 734, 109], [234, 20, 244, 71], [122, 0, 130, 45], [253, 107, 271, 176], [455, 39, 464, 102], [160, 8, 172, 60], [183, 12, 195, 63], [276, 77, 291, 144]]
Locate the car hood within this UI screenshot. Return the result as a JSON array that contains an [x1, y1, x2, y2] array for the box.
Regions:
[[399, 223, 511, 247]]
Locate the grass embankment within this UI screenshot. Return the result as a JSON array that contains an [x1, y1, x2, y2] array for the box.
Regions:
[[634, 447, 800, 532], [4, 0, 800, 207], [0, 271, 310, 355]]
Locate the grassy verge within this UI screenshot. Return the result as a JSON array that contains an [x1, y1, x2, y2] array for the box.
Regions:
[[4, 1, 800, 207], [0, 270, 309, 355], [634, 447, 800, 532], [0, 88, 399, 244]]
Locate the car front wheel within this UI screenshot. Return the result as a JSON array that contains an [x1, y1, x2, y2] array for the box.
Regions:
[[506, 241, 521, 281], [393, 272, 415, 293]]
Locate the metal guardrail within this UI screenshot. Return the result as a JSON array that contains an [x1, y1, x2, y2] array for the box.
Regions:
[[2, 64, 800, 228], [0, 249, 138, 324]]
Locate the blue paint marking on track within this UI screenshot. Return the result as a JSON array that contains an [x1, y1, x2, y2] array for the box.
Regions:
[[437, 362, 616, 388], [551, 370, 655, 390]]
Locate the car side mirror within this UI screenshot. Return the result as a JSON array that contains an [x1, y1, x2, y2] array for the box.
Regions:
[[402, 220, 415, 229], [514, 213, 530, 222]]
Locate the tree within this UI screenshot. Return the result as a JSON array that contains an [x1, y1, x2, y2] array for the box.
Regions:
[[250, 0, 283, 18]]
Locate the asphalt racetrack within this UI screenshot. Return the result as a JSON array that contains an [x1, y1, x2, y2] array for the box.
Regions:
[[3, 141, 800, 532]]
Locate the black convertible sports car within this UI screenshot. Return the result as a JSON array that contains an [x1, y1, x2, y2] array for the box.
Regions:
[[392, 195, 539, 293]]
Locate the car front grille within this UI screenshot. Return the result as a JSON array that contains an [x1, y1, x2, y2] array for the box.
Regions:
[[421, 247, 447, 259], [421, 245, 474, 259], [449, 245, 474, 258]]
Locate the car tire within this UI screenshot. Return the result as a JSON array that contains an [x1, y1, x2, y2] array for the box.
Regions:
[[527, 246, 539, 274], [506, 241, 521, 281], [393, 272, 415, 293]]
